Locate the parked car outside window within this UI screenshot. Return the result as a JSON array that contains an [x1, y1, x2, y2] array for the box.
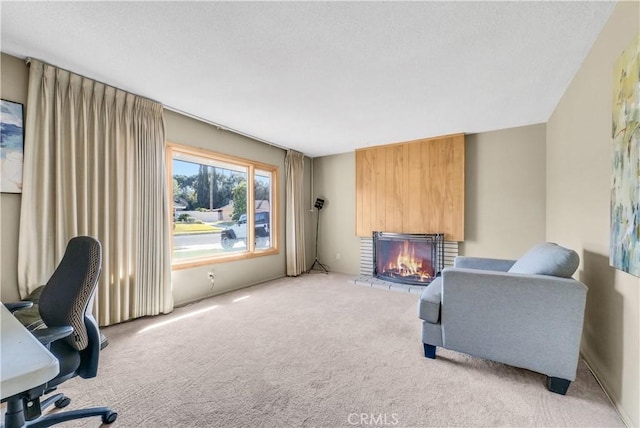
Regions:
[[221, 212, 270, 249]]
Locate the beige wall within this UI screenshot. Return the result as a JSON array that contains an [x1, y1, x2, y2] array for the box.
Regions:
[[312, 153, 361, 274], [546, 2, 639, 426], [304, 156, 317, 270], [314, 125, 547, 275], [0, 54, 28, 302], [462, 125, 547, 258]]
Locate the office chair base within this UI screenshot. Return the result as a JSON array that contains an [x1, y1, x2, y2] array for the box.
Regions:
[[4, 398, 27, 428], [4, 395, 117, 428], [26, 407, 117, 427], [34, 392, 69, 417], [54, 397, 70, 408]]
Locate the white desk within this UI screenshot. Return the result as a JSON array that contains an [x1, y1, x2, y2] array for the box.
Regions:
[[0, 304, 59, 400]]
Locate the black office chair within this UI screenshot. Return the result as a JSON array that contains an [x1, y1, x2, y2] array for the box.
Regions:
[[3, 236, 117, 427]]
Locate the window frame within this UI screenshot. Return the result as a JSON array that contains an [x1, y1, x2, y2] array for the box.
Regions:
[[167, 141, 279, 270]]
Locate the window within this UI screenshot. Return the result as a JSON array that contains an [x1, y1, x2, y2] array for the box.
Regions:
[[167, 142, 278, 268]]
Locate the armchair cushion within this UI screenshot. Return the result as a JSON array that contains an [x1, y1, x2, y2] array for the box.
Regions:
[[508, 243, 579, 278], [418, 277, 442, 323]]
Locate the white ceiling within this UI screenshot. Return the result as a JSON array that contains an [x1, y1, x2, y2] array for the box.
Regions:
[[1, 1, 615, 157]]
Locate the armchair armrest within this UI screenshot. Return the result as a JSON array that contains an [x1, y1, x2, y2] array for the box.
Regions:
[[4, 301, 34, 312], [418, 277, 442, 323], [453, 256, 517, 271], [33, 326, 74, 346]]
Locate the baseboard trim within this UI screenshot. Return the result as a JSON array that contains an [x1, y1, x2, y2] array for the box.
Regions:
[[580, 351, 634, 428]]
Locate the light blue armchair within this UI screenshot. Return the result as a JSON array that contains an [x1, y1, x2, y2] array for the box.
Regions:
[[418, 243, 587, 395]]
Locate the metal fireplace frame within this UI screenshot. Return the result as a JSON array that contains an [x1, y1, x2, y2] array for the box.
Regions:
[[372, 232, 444, 286]]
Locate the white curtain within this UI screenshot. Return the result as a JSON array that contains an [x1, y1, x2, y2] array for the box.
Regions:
[[285, 150, 306, 276], [18, 59, 173, 326]]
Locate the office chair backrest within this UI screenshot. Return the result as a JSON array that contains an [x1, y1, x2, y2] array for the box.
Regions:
[[39, 236, 102, 351]]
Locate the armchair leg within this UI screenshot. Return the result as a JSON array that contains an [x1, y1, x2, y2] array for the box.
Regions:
[[423, 343, 436, 359], [547, 377, 571, 395]]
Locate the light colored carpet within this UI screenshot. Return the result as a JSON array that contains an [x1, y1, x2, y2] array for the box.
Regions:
[[47, 273, 622, 427]]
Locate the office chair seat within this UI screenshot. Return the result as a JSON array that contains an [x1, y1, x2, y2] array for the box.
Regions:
[[48, 341, 81, 385]]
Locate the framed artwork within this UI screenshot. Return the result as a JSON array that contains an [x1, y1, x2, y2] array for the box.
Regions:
[[0, 99, 25, 193], [610, 33, 640, 277]]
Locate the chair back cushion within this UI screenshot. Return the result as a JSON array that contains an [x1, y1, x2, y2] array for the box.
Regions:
[[508, 242, 579, 278], [39, 237, 102, 351]]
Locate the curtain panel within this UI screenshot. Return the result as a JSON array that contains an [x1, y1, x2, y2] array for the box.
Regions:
[[18, 59, 173, 326], [285, 150, 306, 276]]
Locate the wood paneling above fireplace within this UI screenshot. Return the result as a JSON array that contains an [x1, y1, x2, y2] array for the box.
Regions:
[[355, 134, 465, 241]]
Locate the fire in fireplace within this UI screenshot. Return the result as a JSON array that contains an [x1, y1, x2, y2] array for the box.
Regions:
[[373, 232, 443, 286]]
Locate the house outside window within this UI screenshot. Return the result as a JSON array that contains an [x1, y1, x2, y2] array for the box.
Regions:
[[167, 142, 278, 269]]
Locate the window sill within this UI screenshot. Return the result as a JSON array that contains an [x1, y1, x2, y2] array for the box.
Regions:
[[171, 247, 280, 270]]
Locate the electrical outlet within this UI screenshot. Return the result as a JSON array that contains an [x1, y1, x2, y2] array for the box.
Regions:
[[336, 253, 341, 260], [208, 270, 215, 287]]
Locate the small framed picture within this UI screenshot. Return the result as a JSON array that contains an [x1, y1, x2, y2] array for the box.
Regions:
[[1, 99, 25, 193]]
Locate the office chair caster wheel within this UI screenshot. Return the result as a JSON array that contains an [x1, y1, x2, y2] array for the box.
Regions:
[[54, 396, 71, 408], [102, 411, 118, 424]]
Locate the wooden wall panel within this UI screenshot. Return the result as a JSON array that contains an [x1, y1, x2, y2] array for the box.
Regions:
[[355, 134, 464, 241], [407, 142, 424, 233], [373, 148, 386, 233]]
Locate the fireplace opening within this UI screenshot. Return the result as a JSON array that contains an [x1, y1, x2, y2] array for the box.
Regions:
[[373, 232, 444, 286]]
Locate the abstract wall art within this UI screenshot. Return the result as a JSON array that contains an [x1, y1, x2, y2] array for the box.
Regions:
[[0, 99, 25, 193], [611, 33, 640, 277]]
